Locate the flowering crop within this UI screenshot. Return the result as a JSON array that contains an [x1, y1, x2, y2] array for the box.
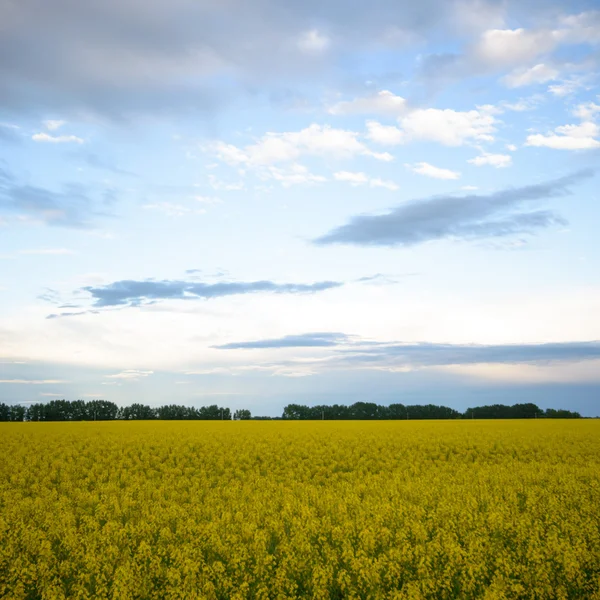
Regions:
[[1, 420, 599, 599]]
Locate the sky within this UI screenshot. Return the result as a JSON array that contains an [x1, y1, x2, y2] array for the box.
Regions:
[[1, 0, 600, 416]]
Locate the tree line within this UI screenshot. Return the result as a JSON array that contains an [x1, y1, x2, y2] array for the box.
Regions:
[[0, 399, 582, 422], [0, 400, 233, 422], [280, 402, 581, 420]]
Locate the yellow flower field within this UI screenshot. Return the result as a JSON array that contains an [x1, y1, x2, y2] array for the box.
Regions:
[[1, 420, 599, 599]]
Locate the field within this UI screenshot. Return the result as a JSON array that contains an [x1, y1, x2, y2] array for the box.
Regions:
[[1, 421, 599, 599]]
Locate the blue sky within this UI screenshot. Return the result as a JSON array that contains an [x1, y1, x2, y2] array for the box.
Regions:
[[1, 0, 600, 415]]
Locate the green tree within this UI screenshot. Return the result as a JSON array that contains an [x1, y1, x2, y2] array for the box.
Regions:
[[9, 405, 26, 421]]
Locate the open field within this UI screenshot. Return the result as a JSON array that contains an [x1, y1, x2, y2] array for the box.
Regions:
[[1, 421, 599, 599]]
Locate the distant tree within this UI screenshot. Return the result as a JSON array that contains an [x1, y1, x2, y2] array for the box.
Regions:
[[69, 400, 88, 420], [348, 402, 380, 420], [464, 403, 544, 419], [407, 404, 462, 420], [26, 403, 46, 421], [156, 404, 191, 420], [388, 403, 408, 420], [234, 409, 252, 420], [2, 404, 25, 422], [282, 404, 312, 420], [9, 405, 26, 421], [119, 403, 156, 420], [544, 408, 581, 419], [84, 399, 118, 420]]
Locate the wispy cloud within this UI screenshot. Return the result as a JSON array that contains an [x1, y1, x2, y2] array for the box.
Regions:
[[0, 124, 21, 144], [70, 151, 137, 177], [0, 166, 116, 227], [105, 370, 153, 380], [406, 162, 461, 180], [328, 91, 407, 116], [334, 171, 399, 190], [43, 120, 65, 131], [314, 170, 594, 247], [74, 277, 343, 309], [468, 152, 512, 168], [46, 310, 100, 319], [210, 336, 600, 375], [32, 132, 84, 144], [333, 340, 600, 369], [214, 332, 352, 349]]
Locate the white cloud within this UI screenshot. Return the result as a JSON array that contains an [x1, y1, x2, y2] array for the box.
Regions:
[[453, 0, 506, 33], [43, 119, 65, 131], [399, 108, 497, 146], [406, 162, 461, 180], [143, 203, 206, 216], [206, 175, 245, 191], [476, 103, 504, 116], [297, 29, 330, 53], [548, 77, 588, 97], [506, 144, 518, 151], [329, 91, 407, 116], [501, 96, 544, 112], [210, 124, 393, 167], [558, 10, 600, 44], [474, 28, 558, 68], [369, 178, 399, 191], [366, 120, 405, 145], [333, 171, 369, 185], [414, 109, 496, 144], [503, 63, 559, 88], [526, 121, 600, 150], [105, 370, 153, 380], [211, 142, 251, 164], [334, 171, 398, 190], [32, 132, 84, 144], [266, 164, 327, 187], [572, 102, 600, 121], [468, 151, 512, 168], [461, 185, 479, 191], [556, 121, 600, 137], [468, 15, 600, 80]]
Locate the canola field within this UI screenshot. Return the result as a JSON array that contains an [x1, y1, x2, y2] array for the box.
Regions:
[[1, 420, 599, 600]]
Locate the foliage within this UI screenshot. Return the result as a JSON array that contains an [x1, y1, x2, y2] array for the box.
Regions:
[[463, 403, 544, 420], [0, 420, 599, 599], [234, 409, 252, 420]]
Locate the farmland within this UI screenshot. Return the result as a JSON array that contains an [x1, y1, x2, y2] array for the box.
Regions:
[[1, 420, 599, 599]]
